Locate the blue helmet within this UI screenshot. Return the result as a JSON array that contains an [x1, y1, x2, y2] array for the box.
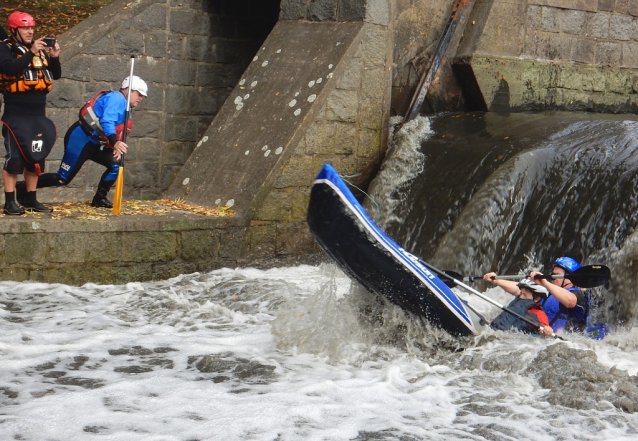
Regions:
[[554, 256, 581, 273]]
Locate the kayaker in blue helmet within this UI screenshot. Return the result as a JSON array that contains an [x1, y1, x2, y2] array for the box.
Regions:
[[528, 257, 590, 334]]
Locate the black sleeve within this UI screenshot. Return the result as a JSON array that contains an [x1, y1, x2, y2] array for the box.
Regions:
[[0, 26, 7, 41], [0, 42, 34, 76], [108, 134, 118, 146], [47, 54, 61, 80], [573, 290, 588, 310]]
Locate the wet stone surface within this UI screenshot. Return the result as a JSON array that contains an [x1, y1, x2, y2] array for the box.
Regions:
[[189, 351, 277, 385]]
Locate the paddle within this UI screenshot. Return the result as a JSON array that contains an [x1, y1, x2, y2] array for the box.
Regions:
[[446, 265, 611, 288], [419, 260, 561, 338], [112, 55, 135, 215]]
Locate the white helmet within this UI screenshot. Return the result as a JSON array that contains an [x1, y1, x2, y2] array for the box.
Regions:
[[518, 279, 549, 299], [121, 75, 148, 96]]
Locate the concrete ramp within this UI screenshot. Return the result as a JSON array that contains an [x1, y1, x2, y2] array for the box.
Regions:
[[166, 20, 372, 219]]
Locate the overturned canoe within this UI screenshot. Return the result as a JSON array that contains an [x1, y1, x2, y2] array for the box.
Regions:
[[307, 163, 484, 337]]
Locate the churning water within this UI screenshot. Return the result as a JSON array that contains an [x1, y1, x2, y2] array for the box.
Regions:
[[2, 112, 638, 440]]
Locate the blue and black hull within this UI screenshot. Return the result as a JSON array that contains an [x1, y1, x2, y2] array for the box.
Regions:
[[307, 164, 483, 337]]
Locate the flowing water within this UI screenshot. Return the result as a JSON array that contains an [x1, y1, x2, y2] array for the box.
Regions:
[[2, 112, 638, 440]]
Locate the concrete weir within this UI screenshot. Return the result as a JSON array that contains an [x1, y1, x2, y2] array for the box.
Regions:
[[4, 0, 638, 284], [0, 0, 393, 284]]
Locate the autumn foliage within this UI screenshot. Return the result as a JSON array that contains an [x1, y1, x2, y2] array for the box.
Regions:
[[0, 0, 112, 39]]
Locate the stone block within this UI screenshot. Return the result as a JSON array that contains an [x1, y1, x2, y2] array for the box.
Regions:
[[334, 123, 356, 154], [274, 156, 316, 189], [197, 63, 244, 88], [596, 41, 622, 65], [247, 223, 277, 259], [121, 231, 178, 262], [560, 9, 588, 35], [288, 189, 312, 222], [325, 89, 359, 123], [540, 6, 560, 33], [136, 138, 162, 162], [185, 35, 218, 63], [336, 58, 363, 90], [113, 30, 145, 55], [304, 122, 336, 154], [62, 55, 93, 81], [587, 12, 610, 39], [168, 60, 197, 86], [337, 0, 367, 21], [622, 42, 638, 68], [610, 15, 633, 40], [219, 227, 247, 259], [191, 88, 219, 115], [167, 34, 186, 60], [132, 111, 161, 138], [165, 87, 195, 113], [572, 38, 596, 64], [545, 34, 574, 61], [279, 0, 308, 20], [255, 190, 293, 221], [180, 229, 219, 260], [124, 161, 160, 189], [525, 5, 542, 30], [92, 56, 131, 82], [308, 0, 338, 21], [132, 57, 166, 85], [357, 128, 381, 158], [360, 25, 388, 67], [144, 32, 169, 58], [362, 67, 387, 100], [365, 0, 389, 26], [598, 0, 615, 12], [165, 115, 200, 142], [162, 142, 189, 164], [85, 36, 115, 56], [132, 4, 167, 31], [48, 232, 121, 263], [140, 84, 164, 112], [170, 10, 213, 35], [0, 267, 29, 283], [47, 80, 85, 109]]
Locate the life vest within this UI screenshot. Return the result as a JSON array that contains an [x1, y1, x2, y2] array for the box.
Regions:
[[542, 287, 589, 332], [78, 90, 132, 147], [490, 298, 542, 333], [0, 39, 53, 93]]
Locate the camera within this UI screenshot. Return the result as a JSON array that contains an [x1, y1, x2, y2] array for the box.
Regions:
[[43, 37, 56, 48]]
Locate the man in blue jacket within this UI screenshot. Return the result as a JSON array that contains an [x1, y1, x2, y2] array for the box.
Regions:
[[18, 75, 147, 208]]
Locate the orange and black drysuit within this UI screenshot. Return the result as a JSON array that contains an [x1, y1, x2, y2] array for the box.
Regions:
[[0, 37, 61, 174]]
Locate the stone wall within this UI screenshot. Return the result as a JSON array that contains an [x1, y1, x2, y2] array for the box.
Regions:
[[455, 0, 638, 112], [36, 0, 279, 204], [0, 213, 245, 285]]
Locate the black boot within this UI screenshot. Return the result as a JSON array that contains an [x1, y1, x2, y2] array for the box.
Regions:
[[23, 191, 53, 213], [91, 181, 114, 208], [4, 192, 25, 215], [15, 181, 27, 206]]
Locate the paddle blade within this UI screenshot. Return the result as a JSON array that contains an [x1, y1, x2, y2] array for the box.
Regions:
[[568, 264, 611, 288], [112, 167, 124, 214]]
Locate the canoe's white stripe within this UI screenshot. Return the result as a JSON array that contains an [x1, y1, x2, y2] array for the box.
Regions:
[[315, 177, 478, 335]]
